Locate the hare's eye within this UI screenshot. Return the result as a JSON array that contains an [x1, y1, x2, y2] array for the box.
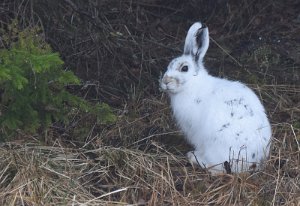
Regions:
[[181, 65, 189, 72]]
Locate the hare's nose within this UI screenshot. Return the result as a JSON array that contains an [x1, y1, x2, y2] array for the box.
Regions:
[[162, 75, 172, 84]]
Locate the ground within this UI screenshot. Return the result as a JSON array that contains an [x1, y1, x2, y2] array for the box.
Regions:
[[0, 0, 299, 205]]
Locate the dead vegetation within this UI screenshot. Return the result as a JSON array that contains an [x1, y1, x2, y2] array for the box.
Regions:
[[0, 0, 300, 205], [0, 115, 299, 205]]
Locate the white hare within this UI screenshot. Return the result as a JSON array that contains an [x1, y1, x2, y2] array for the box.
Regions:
[[160, 22, 271, 173]]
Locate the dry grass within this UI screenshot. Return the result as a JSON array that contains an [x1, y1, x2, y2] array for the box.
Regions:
[[0, 132, 299, 205], [0, 0, 300, 205]]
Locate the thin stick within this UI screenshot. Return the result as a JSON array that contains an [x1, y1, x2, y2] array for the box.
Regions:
[[210, 37, 251, 74], [290, 124, 300, 152], [272, 149, 281, 206], [83, 187, 128, 204]]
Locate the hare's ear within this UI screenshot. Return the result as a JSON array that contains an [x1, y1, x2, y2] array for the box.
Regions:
[[183, 22, 209, 62]]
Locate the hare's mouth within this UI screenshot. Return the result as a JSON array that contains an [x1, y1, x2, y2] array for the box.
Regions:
[[160, 76, 184, 94], [160, 82, 181, 94]]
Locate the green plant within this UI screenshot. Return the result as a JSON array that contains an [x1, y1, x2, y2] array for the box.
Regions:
[[0, 23, 115, 139]]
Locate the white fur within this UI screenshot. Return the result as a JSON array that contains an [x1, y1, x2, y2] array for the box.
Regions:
[[160, 22, 271, 173]]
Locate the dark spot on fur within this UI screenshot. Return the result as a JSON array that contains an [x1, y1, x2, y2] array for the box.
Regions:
[[218, 123, 230, 132], [244, 104, 254, 116], [194, 98, 201, 104], [231, 112, 234, 117], [252, 153, 256, 159], [236, 131, 243, 137], [224, 123, 230, 127], [224, 100, 233, 106], [225, 98, 244, 107]]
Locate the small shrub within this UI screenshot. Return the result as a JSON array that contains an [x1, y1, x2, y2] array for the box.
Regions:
[[0, 23, 115, 139]]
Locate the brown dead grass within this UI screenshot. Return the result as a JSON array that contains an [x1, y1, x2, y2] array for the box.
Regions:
[[0, 0, 300, 205], [0, 129, 299, 205]]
